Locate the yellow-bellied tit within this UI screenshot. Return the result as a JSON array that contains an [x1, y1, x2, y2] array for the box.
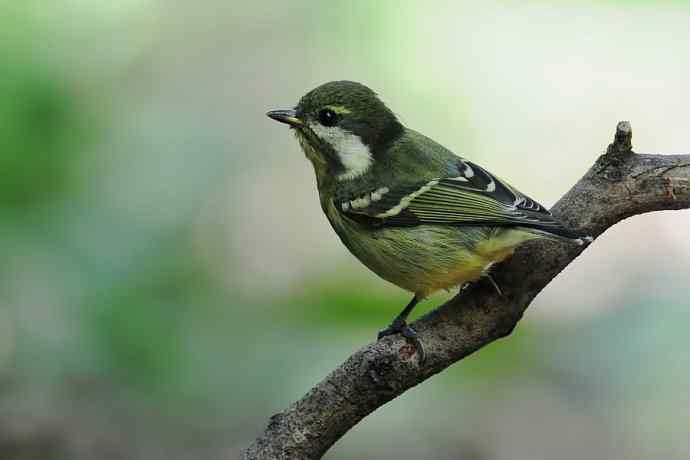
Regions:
[[267, 81, 591, 362]]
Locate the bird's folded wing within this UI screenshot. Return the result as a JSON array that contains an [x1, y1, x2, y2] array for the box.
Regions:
[[337, 161, 579, 237]]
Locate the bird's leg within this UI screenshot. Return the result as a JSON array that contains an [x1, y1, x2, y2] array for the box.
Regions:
[[377, 295, 425, 363]]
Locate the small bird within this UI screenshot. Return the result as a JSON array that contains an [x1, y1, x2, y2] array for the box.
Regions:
[[267, 81, 591, 362]]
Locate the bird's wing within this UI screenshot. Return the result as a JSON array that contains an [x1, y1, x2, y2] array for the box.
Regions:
[[336, 160, 584, 240]]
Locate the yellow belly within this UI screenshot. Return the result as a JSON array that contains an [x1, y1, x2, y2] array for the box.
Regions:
[[414, 235, 523, 297], [419, 253, 484, 295]]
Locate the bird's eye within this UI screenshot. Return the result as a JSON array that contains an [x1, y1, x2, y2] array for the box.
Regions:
[[318, 108, 338, 127]]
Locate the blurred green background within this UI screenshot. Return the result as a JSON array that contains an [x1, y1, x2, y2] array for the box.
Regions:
[[1, 1, 690, 459]]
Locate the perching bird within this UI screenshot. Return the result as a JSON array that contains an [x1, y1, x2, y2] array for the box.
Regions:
[[267, 81, 591, 362]]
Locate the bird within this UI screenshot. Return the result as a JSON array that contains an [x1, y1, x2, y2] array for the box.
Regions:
[[266, 81, 591, 363]]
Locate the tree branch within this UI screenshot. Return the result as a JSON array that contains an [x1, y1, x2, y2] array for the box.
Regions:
[[241, 121, 690, 460]]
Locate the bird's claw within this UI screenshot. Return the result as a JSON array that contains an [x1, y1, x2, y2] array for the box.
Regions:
[[377, 319, 426, 364]]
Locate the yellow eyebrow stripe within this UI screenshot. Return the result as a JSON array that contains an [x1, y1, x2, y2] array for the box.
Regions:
[[327, 105, 351, 114]]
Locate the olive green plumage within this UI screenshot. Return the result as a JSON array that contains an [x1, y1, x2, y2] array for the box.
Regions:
[[267, 80, 591, 361]]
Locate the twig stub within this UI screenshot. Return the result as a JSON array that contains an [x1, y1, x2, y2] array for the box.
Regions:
[[607, 120, 633, 155], [596, 121, 635, 181]]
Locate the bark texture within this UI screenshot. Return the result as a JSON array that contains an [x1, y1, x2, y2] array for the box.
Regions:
[[241, 122, 690, 459]]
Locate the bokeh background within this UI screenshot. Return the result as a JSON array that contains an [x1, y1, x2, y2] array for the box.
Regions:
[[2, 1, 690, 459]]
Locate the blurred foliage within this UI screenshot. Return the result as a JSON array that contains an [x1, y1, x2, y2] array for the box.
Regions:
[[0, 17, 86, 213], [87, 233, 211, 391]]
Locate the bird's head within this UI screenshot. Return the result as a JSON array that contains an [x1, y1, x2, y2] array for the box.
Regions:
[[267, 81, 403, 183]]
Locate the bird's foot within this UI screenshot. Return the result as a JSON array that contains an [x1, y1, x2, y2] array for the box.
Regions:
[[377, 319, 426, 364]]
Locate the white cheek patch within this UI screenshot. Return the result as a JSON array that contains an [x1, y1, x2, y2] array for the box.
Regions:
[[309, 123, 373, 181]]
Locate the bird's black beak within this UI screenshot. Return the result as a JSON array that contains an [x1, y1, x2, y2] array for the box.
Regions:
[[266, 109, 303, 128]]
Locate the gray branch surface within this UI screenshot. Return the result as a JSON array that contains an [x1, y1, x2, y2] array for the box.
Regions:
[[241, 122, 690, 460]]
